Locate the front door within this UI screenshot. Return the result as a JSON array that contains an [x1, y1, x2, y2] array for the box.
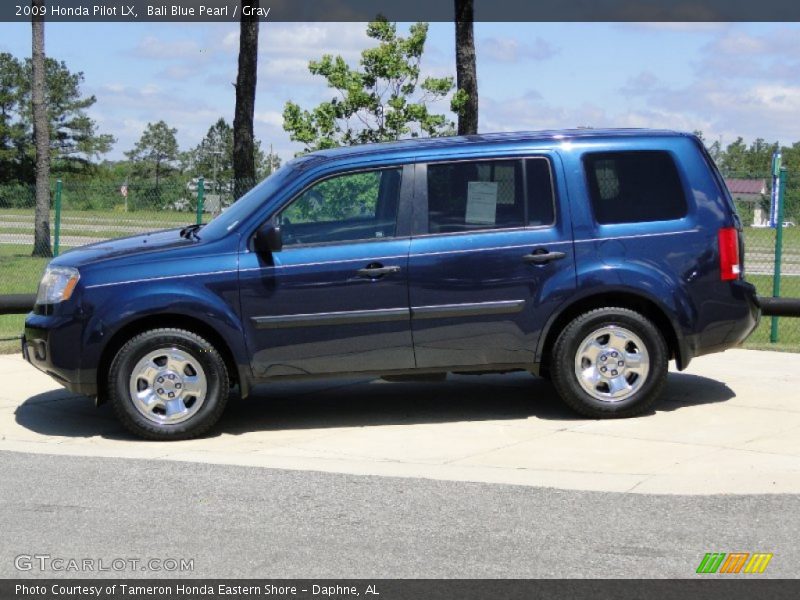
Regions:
[[239, 165, 415, 379], [408, 155, 576, 369]]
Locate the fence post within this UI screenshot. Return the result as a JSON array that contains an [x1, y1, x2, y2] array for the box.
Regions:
[[770, 166, 788, 343], [53, 179, 62, 257], [196, 177, 204, 225]]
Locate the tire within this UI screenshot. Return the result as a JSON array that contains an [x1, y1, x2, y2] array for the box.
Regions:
[[109, 328, 230, 440], [550, 307, 668, 418]]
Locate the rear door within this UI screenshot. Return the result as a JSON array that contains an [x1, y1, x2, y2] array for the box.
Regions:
[[407, 154, 576, 369]]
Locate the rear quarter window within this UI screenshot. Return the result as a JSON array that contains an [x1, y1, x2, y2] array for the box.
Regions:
[[583, 151, 688, 224]]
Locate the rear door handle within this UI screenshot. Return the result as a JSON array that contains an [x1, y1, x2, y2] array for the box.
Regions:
[[522, 250, 567, 265], [357, 264, 401, 278]]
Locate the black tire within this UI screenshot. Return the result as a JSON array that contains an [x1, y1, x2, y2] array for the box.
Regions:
[[109, 328, 230, 440], [550, 307, 668, 418]]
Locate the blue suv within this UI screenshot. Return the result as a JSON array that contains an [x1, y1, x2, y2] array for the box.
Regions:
[[23, 130, 760, 439]]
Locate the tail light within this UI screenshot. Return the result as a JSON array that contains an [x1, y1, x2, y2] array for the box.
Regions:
[[718, 227, 741, 281]]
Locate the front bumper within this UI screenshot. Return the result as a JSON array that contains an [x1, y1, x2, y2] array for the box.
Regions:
[[23, 314, 97, 396]]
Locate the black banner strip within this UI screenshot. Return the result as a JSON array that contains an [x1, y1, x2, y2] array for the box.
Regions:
[[2, 579, 800, 600], [4, 0, 800, 23]]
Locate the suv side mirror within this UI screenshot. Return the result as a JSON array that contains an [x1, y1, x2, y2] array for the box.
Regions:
[[254, 223, 282, 253]]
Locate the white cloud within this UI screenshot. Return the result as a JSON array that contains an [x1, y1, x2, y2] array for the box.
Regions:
[[479, 88, 712, 139], [259, 57, 317, 85], [479, 37, 559, 63], [259, 22, 370, 60], [132, 36, 207, 61], [620, 71, 661, 96], [254, 111, 283, 128]]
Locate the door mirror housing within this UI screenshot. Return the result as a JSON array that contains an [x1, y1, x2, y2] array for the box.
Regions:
[[254, 223, 283, 253]]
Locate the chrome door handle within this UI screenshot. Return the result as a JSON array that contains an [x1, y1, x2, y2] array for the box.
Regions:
[[522, 250, 566, 265], [357, 264, 401, 278]]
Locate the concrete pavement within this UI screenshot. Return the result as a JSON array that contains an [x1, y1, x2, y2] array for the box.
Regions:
[[1, 349, 799, 495]]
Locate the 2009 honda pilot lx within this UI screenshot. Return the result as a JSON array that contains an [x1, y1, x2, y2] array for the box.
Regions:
[[23, 129, 760, 439]]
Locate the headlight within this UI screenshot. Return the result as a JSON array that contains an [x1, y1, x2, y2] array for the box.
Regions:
[[36, 266, 80, 305]]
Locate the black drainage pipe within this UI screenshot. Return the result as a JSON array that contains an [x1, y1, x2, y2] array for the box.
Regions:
[[0, 294, 36, 315], [759, 296, 800, 318]]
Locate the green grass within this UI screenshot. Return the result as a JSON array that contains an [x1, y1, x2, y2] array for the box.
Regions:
[[0, 207, 195, 223], [743, 226, 800, 250], [0, 227, 169, 238], [740, 274, 800, 352], [0, 245, 49, 353]]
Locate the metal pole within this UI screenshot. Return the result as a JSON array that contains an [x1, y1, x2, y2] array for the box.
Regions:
[[196, 177, 204, 225], [53, 179, 62, 257], [770, 166, 788, 343]]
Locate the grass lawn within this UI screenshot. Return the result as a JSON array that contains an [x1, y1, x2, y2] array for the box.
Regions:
[[743, 226, 800, 252], [0, 207, 196, 223], [0, 245, 49, 353]]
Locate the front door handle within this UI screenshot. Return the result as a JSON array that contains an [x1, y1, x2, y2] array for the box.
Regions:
[[522, 250, 567, 265], [357, 264, 401, 278]]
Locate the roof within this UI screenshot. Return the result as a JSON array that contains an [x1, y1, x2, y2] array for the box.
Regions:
[[299, 128, 690, 166], [725, 178, 766, 195]]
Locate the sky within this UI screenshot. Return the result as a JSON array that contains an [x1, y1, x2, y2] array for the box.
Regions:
[[1, 20, 799, 163]]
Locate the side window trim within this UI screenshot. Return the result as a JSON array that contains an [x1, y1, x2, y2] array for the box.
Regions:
[[263, 164, 411, 249], [412, 155, 557, 238]]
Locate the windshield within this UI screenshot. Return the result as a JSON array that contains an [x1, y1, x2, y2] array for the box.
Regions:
[[198, 157, 308, 241]]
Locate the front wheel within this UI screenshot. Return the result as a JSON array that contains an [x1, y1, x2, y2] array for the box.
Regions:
[[109, 328, 230, 440], [550, 308, 668, 418]]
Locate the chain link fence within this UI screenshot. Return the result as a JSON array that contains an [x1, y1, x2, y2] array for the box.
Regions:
[[726, 170, 800, 351], [2, 173, 800, 352], [0, 179, 230, 250], [0, 179, 232, 350]]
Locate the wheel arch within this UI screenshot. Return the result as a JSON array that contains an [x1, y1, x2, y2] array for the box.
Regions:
[[96, 313, 248, 405], [537, 290, 686, 376]]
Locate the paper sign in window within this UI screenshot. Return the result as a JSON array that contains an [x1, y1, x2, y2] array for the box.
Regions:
[[466, 181, 498, 225]]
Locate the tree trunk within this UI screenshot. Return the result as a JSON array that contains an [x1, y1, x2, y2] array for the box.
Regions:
[[31, 0, 52, 257], [454, 0, 478, 136], [233, 0, 259, 199]]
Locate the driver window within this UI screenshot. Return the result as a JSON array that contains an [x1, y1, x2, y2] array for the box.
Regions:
[[277, 168, 402, 246]]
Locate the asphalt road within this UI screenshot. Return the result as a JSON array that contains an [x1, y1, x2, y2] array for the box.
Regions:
[[1, 451, 798, 579]]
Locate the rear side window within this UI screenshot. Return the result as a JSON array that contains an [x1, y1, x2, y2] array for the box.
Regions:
[[584, 151, 687, 224], [426, 158, 554, 234]]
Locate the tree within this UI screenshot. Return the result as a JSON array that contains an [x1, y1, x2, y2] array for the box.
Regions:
[[0, 51, 113, 184], [259, 146, 280, 178], [125, 121, 179, 188], [187, 117, 275, 183], [18, 57, 115, 175], [453, 0, 478, 135], [717, 137, 777, 176], [0, 53, 25, 183], [233, 0, 259, 199], [31, 0, 51, 257], [190, 118, 234, 182], [283, 20, 456, 153]]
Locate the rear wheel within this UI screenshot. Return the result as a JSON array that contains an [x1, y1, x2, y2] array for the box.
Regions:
[[109, 328, 229, 440], [550, 308, 668, 418]]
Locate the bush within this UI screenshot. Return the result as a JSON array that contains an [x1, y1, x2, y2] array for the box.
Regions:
[[0, 183, 36, 209]]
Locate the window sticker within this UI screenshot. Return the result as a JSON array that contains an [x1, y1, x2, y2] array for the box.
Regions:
[[465, 181, 498, 225]]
